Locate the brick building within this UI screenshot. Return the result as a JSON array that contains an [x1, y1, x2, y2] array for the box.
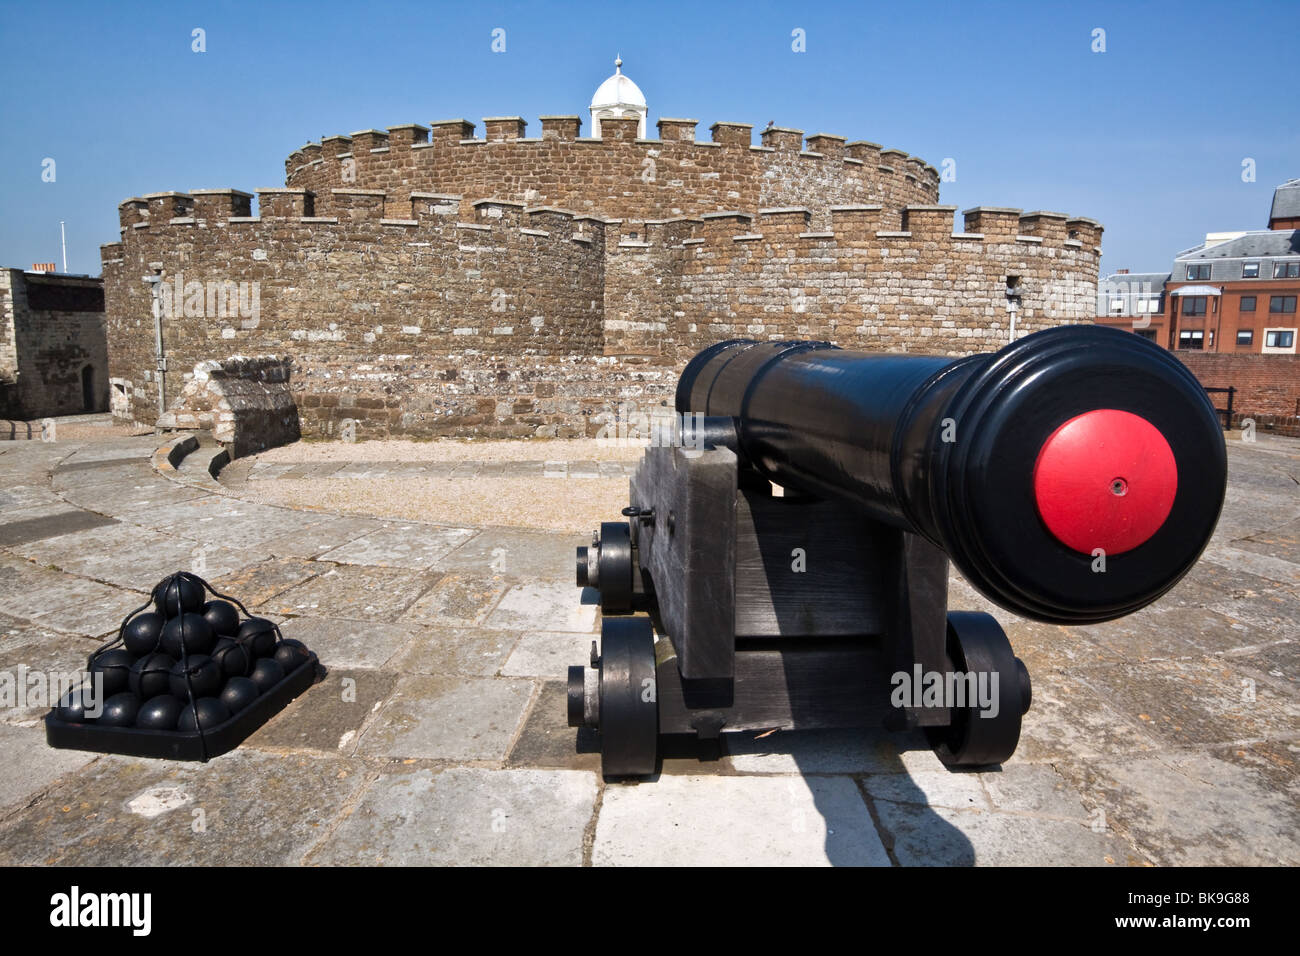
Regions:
[[101, 61, 1104, 441], [1098, 179, 1300, 355], [1166, 229, 1299, 356], [1095, 270, 1169, 344], [0, 269, 108, 420], [1095, 179, 1300, 426]]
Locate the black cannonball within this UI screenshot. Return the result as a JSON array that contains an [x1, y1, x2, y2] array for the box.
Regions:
[[154, 573, 206, 617], [98, 692, 141, 727], [176, 697, 231, 732], [273, 639, 311, 672], [122, 612, 165, 657], [210, 637, 253, 678], [129, 652, 176, 699], [219, 676, 260, 714], [202, 600, 241, 637], [54, 686, 98, 723], [161, 613, 215, 658], [236, 618, 278, 659], [135, 694, 184, 730], [248, 657, 285, 694], [169, 654, 223, 699], [89, 648, 134, 698]]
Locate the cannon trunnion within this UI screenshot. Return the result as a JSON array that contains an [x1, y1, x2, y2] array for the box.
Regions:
[[569, 325, 1227, 778]]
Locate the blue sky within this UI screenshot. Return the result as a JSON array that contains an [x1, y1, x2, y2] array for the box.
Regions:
[[0, 0, 1294, 277]]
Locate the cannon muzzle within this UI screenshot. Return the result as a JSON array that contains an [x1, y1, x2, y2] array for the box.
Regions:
[[675, 325, 1226, 624]]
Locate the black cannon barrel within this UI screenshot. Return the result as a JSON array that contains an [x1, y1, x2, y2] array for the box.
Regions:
[[675, 325, 1227, 624]]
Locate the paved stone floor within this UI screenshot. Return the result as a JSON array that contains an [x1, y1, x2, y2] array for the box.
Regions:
[[226, 458, 639, 481], [0, 429, 1295, 866]]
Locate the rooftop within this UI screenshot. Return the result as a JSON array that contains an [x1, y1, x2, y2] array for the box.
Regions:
[[1271, 179, 1300, 222], [1100, 271, 1170, 286], [1176, 230, 1300, 261], [590, 57, 646, 110]]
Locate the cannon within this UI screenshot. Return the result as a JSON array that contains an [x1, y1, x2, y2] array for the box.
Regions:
[[569, 325, 1227, 777]]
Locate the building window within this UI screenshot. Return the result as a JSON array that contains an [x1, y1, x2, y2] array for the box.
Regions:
[[1108, 297, 1124, 314], [1181, 296, 1207, 316], [1241, 296, 1256, 312], [1273, 262, 1300, 279], [1237, 329, 1254, 347], [1265, 329, 1295, 349], [1270, 295, 1297, 314], [1242, 261, 1260, 278], [1178, 330, 1204, 350], [1135, 328, 1158, 341], [1186, 264, 1211, 280]]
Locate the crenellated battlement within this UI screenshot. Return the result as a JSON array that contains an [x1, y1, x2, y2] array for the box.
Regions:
[[280, 114, 943, 228], [597, 204, 1101, 258], [115, 187, 612, 251], [286, 116, 943, 160]]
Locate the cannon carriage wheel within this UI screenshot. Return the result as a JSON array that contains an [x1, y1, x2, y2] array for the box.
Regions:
[[569, 617, 659, 778], [926, 611, 1032, 768]]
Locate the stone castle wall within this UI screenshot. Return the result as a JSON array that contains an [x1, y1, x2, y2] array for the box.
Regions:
[[103, 191, 609, 438], [0, 270, 107, 420], [605, 205, 1102, 358], [102, 171, 1102, 440]]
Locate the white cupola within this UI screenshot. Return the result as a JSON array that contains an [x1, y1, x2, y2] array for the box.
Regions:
[[589, 57, 647, 139]]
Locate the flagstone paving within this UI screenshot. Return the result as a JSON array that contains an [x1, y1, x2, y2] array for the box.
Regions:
[[0, 427, 1295, 866]]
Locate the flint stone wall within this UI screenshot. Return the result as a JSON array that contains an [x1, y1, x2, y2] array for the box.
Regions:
[[157, 355, 299, 458], [101, 120, 1103, 441], [0, 269, 107, 420]]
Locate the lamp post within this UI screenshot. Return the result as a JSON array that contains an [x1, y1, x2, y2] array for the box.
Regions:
[[143, 273, 166, 421]]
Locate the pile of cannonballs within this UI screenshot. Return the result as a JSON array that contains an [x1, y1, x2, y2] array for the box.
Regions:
[[55, 572, 312, 733]]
